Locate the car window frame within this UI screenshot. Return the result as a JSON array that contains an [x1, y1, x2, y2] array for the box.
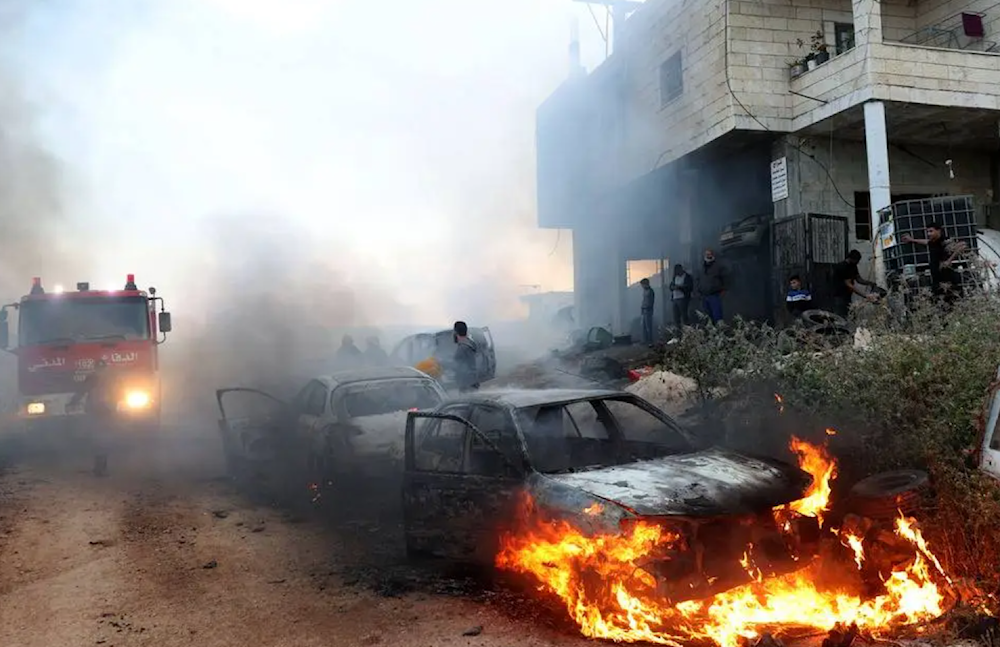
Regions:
[[595, 395, 693, 449], [332, 377, 444, 419], [467, 404, 524, 477], [412, 404, 472, 474]]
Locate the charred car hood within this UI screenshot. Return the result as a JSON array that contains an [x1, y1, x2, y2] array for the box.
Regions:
[[544, 448, 811, 517]]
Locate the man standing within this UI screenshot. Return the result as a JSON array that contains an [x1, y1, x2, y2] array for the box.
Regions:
[[698, 249, 727, 324], [364, 336, 389, 366], [452, 321, 479, 392], [69, 360, 117, 477], [902, 223, 966, 301], [668, 264, 693, 331], [831, 250, 879, 317], [334, 334, 364, 369], [639, 278, 655, 345]]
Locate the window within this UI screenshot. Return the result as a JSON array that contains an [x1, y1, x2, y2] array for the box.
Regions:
[[854, 191, 872, 241], [18, 296, 150, 346], [659, 51, 683, 106], [834, 23, 855, 54], [301, 381, 327, 416], [413, 407, 469, 473], [338, 379, 442, 418], [564, 402, 611, 439], [468, 406, 521, 476], [602, 398, 690, 449]]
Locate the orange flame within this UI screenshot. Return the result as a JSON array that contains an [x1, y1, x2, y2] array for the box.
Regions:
[[497, 440, 954, 647], [785, 437, 837, 525]]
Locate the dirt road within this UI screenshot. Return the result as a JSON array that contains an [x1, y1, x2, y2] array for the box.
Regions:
[[0, 426, 588, 647]]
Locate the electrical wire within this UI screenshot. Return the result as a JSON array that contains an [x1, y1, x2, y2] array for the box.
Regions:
[[587, 4, 608, 46], [548, 229, 562, 256]]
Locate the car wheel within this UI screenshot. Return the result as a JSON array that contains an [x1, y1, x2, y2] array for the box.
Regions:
[[802, 309, 849, 329], [848, 470, 929, 520]]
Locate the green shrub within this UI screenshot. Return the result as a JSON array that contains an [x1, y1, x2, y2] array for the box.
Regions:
[[663, 292, 1000, 588]]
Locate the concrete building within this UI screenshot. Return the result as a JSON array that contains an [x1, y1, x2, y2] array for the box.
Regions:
[[538, 0, 1000, 331]]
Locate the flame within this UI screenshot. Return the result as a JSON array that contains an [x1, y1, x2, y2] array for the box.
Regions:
[[497, 439, 956, 647], [499, 505, 951, 647], [584, 503, 604, 516], [826, 427, 838, 436]]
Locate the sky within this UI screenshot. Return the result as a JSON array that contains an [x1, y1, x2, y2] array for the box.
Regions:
[[0, 0, 622, 326]]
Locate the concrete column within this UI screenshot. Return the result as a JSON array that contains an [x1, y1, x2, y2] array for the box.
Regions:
[[863, 100, 890, 287], [852, 0, 883, 46]]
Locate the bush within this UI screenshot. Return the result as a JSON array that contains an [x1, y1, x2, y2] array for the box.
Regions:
[[663, 291, 1000, 589]]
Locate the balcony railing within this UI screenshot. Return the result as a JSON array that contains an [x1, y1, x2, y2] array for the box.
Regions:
[[894, 11, 997, 52]]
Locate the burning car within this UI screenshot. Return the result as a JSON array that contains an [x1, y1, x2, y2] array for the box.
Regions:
[[402, 388, 822, 602], [216, 366, 446, 492]]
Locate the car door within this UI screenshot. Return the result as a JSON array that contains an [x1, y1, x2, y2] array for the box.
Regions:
[[403, 405, 472, 558], [403, 405, 525, 562], [469, 327, 497, 382], [980, 366, 1000, 480], [287, 380, 329, 468], [215, 387, 288, 480], [462, 404, 526, 561]]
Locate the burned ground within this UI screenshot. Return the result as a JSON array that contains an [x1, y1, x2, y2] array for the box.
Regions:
[[0, 423, 597, 647]]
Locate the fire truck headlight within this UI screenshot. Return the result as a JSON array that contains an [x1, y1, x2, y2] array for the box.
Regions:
[[26, 402, 45, 415], [123, 391, 151, 410]]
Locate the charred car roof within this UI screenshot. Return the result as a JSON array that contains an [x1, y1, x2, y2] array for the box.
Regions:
[[446, 388, 626, 409], [319, 365, 435, 388]]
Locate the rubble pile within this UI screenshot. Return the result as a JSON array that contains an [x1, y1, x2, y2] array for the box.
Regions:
[[625, 369, 698, 415]]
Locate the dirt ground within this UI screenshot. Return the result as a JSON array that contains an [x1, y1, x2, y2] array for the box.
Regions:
[[0, 424, 591, 647]]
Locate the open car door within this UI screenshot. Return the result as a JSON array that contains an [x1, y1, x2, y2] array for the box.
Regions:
[[216, 388, 289, 482], [979, 366, 1000, 481], [469, 326, 496, 383]]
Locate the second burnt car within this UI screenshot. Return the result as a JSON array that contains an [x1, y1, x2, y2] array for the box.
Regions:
[[403, 389, 821, 602], [217, 366, 446, 492]]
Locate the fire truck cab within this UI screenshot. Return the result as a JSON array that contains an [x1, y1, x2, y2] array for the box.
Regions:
[[0, 275, 172, 433]]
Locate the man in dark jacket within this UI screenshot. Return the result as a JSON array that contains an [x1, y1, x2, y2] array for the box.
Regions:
[[452, 321, 479, 392], [902, 223, 966, 302], [334, 334, 363, 369], [830, 250, 878, 317], [364, 336, 389, 366], [668, 264, 693, 331], [698, 249, 727, 324], [639, 278, 655, 345]]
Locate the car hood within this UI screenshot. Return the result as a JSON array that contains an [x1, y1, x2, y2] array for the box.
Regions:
[[543, 447, 811, 517]]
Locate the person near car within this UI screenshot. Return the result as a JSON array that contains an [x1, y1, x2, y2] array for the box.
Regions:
[[902, 223, 966, 301], [785, 275, 812, 318], [698, 249, 727, 324], [68, 360, 116, 476], [831, 250, 879, 317], [668, 264, 693, 331], [364, 336, 389, 366], [334, 334, 364, 369], [451, 321, 479, 392], [639, 278, 655, 345]]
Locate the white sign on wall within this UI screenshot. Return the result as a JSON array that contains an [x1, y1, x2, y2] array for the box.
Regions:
[[770, 157, 789, 202]]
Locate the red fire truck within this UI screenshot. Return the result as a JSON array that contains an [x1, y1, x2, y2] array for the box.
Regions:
[[0, 275, 172, 432]]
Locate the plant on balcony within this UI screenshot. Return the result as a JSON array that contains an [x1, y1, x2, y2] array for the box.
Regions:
[[788, 58, 807, 79], [811, 30, 830, 65], [788, 38, 808, 78]]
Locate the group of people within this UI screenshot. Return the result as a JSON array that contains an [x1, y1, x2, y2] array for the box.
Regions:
[[784, 221, 966, 319], [332, 334, 389, 369], [638, 222, 968, 344], [638, 248, 726, 344]]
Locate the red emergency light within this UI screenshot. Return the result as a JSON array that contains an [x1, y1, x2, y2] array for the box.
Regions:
[[29, 277, 44, 295], [125, 274, 137, 290]]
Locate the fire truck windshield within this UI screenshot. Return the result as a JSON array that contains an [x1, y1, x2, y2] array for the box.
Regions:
[[18, 296, 150, 346]]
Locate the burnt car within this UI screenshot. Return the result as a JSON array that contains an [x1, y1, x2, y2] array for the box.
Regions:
[[403, 389, 820, 602], [391, 326, 497, 388], [217, 366, 447, 492]]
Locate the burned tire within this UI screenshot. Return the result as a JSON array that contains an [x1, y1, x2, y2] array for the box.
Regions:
[[849, 470, 929, 520], [801, 309, 849, 329]]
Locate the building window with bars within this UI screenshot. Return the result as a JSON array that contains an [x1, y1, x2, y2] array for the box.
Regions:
[[659, 51, 683, 107]]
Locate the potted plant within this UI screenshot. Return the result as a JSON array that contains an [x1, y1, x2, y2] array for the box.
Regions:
[[788, 58, 807, 79], [811, 30, 830, 65], [805, 51, 817, 71]]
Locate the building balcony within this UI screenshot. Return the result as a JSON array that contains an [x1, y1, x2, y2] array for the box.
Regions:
[[786, 1, 1000, 133]]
